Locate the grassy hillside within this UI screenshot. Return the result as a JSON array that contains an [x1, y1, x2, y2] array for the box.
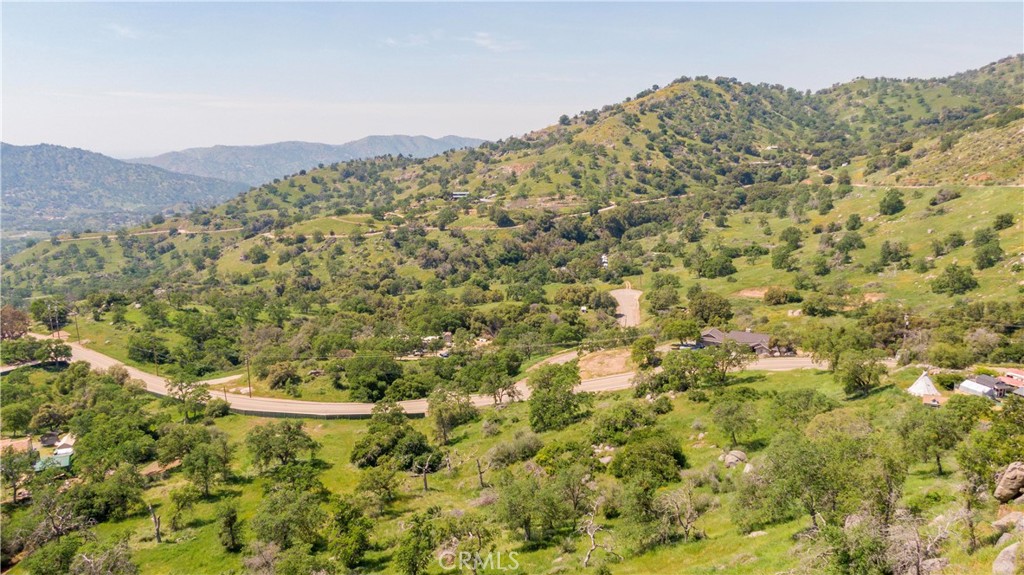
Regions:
[[0, 143, 249, 238], [2, 363, 1018, 575]]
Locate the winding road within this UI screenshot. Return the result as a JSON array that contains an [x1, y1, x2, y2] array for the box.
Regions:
[[27, 338, 821, 419]]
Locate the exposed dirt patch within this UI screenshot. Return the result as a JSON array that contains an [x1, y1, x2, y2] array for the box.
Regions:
[[609, 288, 642, 327], [863, 292, 886, 303], [498, 163, 533, 177], [578, 349, 632, 379], [736, 287, 768, 299]]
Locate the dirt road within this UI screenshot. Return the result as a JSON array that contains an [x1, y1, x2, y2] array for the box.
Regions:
[[609, 285, 642, 328], [28, 338, 822, 419]]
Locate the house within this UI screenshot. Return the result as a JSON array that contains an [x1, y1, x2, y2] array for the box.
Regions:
[[40, 431, 60, 447], [450, 192, 470, 200], [34, 453, 71, 472], [1014, 387, 1024, 398], [699, 328, 793, 356], [965, 374, 1013, 399], [54, 433, 76, 456], [998, 368, 1024, 388], [907, 371, 940, 397], [956, 380, 997, 400], [1003, 368, 1024, 383]]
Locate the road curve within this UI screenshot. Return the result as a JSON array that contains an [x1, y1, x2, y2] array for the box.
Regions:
[[30, 339, 821, 419]]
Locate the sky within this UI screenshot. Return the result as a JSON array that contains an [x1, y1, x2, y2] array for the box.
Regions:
[[2, 2, 1022, 158]]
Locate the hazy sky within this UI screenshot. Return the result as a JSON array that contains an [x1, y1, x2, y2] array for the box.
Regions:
[[3, 2, 1022, 158]]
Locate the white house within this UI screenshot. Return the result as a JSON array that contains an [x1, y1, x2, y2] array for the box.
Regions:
[[54, 433, 76, 456], [956, 380, 997, 400]]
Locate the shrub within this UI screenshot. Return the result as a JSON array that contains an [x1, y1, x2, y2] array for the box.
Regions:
[[487, 431, 543, 468], [205, 398, 231, 418]]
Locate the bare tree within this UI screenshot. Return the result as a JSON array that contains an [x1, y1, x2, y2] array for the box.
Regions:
[[885, 509, 958, 575], [147, 504, 162, 544], [656, 480, 717, 541], [578, 504, 622, 568], [412, 453, 436, 493]]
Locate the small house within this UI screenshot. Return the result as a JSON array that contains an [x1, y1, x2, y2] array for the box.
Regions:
[[54, 433, 76, 456], [907, 371, 940, 397], [1003, 368, 1024, 383], [965, 374, 1013, 399], [1014, 387, 1024, 398], [34, 453, 71, 472], [700, 328, 793, 356], [956, 380, 997, 400]]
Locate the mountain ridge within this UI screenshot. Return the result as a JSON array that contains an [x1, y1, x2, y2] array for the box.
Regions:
[[129, 134, 487, 186], [0, 142, 250, 235]]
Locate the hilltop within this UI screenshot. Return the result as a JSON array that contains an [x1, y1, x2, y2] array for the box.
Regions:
[[129, 135, 486, 186]]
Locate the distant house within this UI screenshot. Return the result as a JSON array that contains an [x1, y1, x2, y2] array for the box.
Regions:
[[1014, 387, 1024, 398], [450, 192, 470, 200], [956, 379, 998, 400], [34, 453, 71, 472], [40, 431, 60, 447], [965, 374, 1013, 399], [54, 433, 76, 456], [907, 371, 940, 397], [999, 369, 1024, 389], [700, 328, 793, 356], [1003, 368, 1024, 382]]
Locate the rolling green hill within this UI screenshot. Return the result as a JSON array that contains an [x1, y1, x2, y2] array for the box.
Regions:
[[0, 143, 250, 237], [129, 135, 487, 186], [2, 55, 1023, 575]]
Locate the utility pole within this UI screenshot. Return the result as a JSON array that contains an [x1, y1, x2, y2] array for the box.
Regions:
[[73, 307, 81, 343]]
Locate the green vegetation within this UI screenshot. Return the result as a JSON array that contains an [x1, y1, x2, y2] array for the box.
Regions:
[[1, 56, 1023, 574]]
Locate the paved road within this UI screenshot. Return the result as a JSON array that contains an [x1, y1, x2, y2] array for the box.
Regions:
[[29, 338, 822, 419], [609, 286, 642, 328]]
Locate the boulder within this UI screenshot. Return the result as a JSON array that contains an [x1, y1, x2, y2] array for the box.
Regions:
[[598, 456, 613, 465], [747, 531, 767, 538], [743, 463, 754, 474], [992, 512, 1023, 533], [992, 542, 1018, 575], [919, 557, 948, 574], [995, 533, 1013, 547], [724, 450, 748, 468], [995, 462, 1024, 503]]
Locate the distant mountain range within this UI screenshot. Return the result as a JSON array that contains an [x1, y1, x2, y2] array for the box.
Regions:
[[0, 135, 484, 238], [1, 143, 250, 235], [129, 135, 486, 185]]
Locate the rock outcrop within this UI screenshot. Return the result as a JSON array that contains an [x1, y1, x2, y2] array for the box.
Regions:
[[995, 462, 1024, 503]]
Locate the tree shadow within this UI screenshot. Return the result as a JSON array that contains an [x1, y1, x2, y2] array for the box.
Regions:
[[729, 374, 767, 386], [308, 458, 333, 471]]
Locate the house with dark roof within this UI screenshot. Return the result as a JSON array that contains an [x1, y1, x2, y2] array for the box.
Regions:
[[958, 374, 1014, 399], [699, 328, 793, 356]]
